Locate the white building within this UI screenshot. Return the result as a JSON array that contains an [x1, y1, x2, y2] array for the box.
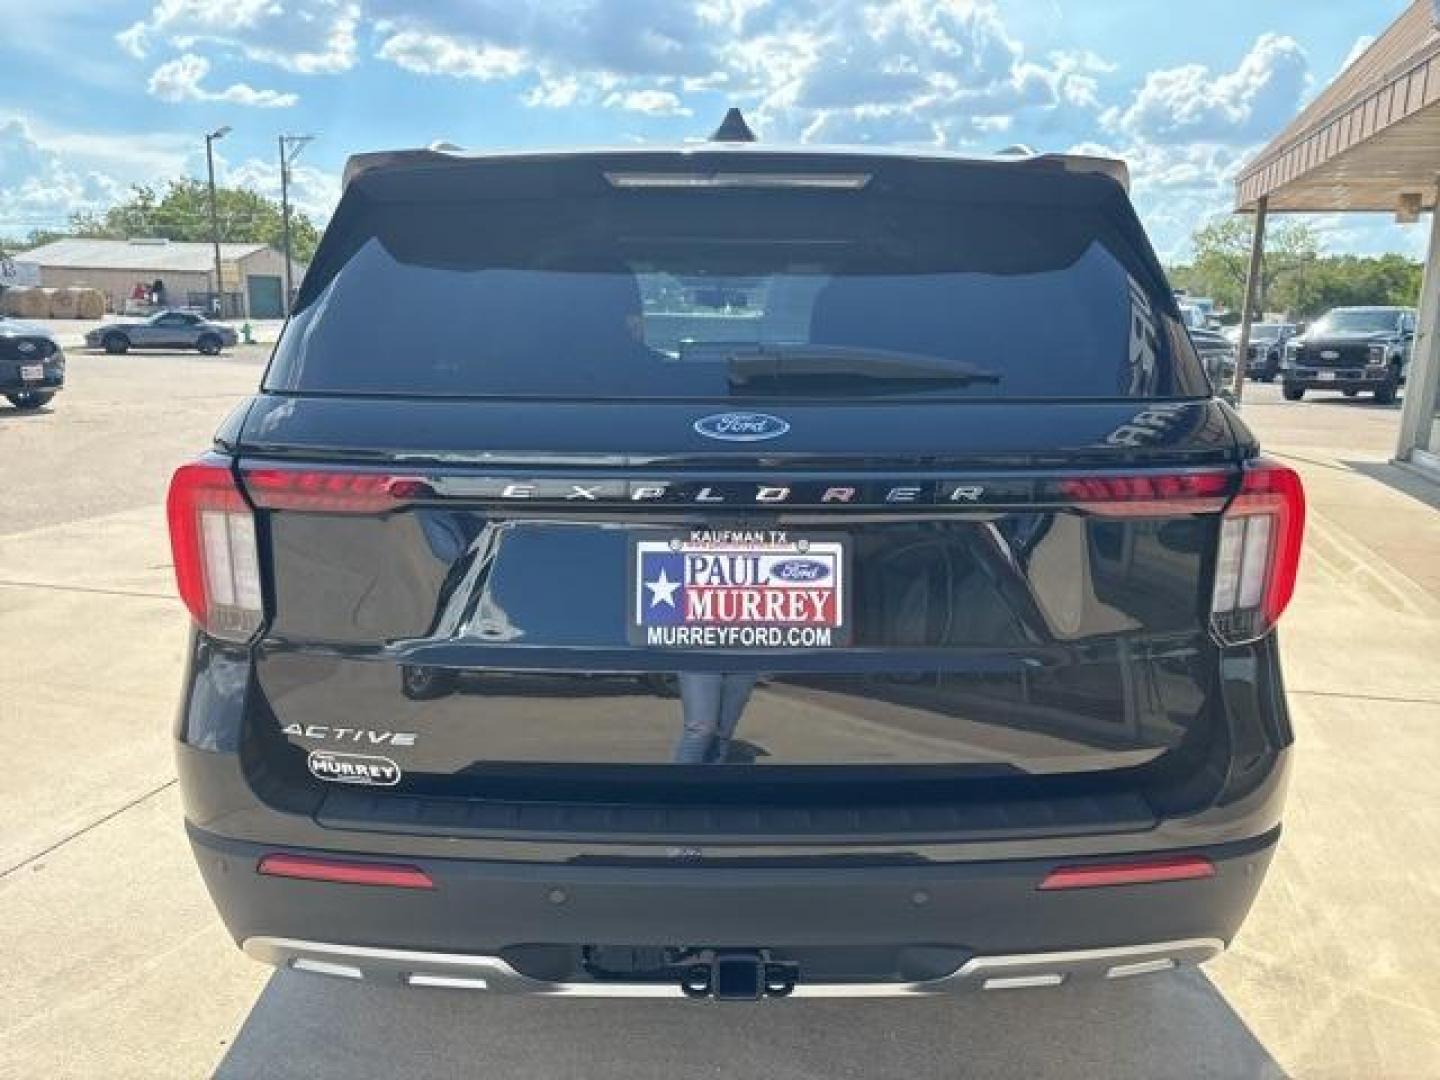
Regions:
[[17, 237, 303, 319]]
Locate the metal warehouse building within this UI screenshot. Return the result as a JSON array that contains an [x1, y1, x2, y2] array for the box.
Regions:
[[16, 238, 301, 319]]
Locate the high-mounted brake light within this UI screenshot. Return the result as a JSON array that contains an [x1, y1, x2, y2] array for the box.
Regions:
[[1210, 459, 1305, 645], [242, 468, 432, 512], [1039, 855, 1215, 890], [166, 459, 263, 642], [258, 853, 435, 889], [604, 171, 872, 190]]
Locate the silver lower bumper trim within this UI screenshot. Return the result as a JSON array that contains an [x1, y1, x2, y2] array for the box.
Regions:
[[242, 937, 1225, 998]]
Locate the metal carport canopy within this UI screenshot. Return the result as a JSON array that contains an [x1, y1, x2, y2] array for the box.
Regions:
[[1236, 1, 1440, 214], [1229, 0, 1440, 468]]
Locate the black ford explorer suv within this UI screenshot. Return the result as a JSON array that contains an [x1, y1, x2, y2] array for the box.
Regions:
[[169, 128, 1304, 1000], [1281, 305, 1416, 402]]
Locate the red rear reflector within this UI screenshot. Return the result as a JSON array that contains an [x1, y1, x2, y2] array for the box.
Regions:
[[1053, 471, 1231, 516], [242, 468, 431, 512], [258, 853, 435, 889], [1039, 855, 1215, 890]]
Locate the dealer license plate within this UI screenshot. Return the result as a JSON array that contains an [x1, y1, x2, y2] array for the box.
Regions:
[[631, 530, 847, 648]]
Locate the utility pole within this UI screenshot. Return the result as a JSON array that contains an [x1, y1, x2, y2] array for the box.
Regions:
[[278, 135, 313, 318], [205, 125, 232, 316]]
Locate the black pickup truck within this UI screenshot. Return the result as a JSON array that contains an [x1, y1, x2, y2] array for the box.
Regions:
[[0, 316, 64, 409], [1281, 305, 1415, 402], [169, 127, 1302, 1000]]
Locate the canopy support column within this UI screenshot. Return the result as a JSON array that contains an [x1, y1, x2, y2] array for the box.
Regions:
[[1397, 184, 1440, 464], [1230, 196, 1268, 406]]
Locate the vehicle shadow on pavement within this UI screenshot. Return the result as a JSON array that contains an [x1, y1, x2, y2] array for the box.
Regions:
[[1344, 458, 1440, 513], [1304, 396, 1404, 412], [213, 967, 1285, 1080]]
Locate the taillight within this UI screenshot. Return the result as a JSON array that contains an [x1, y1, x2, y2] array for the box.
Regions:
[[166, 458, 263, 642], [1210, 459, 1305, 644], [242, 467, 431, 512], [1053, 471, 1231, 516]]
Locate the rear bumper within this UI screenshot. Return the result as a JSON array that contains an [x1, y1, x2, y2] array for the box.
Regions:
[[1, 375, 63, 393], [188, 821, 1277, 992], [241, 935, 1225, 997], [1284, 367, 1390, 390]]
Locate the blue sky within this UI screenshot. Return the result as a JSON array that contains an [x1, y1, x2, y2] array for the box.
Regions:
[[0, 0, 1423, 262]]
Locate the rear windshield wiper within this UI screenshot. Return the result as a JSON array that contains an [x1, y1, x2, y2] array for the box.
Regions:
[[721, 344, 1001, 388]]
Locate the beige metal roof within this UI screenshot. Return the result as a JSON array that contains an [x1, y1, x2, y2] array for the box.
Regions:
[[1235, 0, 1440, 212], [18, 238, 272, 273]]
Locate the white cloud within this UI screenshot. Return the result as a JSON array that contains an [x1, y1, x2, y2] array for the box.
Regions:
[[225, 157, 340, 223], [376, 31, 527, 81], [370, 0, 727, 80], [523, 76, 587, 109], [1104, 32, 1309, 145], [118, 0, 359, 75], [1340, 35, 1375, 73], [603, 89, 692, 116], [148, 53, 298, 108], [359, 0, 1106, 140], [0, 118, 126, 238], [739, 1, 1109, 145]]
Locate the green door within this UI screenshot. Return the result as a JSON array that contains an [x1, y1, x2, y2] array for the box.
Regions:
[[246, 275, 284, 318]]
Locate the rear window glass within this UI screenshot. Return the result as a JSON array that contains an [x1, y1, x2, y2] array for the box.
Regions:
[[268, 185, 1202, 401]]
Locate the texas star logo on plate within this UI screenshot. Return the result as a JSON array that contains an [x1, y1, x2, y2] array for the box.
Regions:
[[632, 530, 846, 648]]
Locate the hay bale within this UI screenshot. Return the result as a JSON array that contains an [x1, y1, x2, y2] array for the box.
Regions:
[[49, 288, 81, 319], [75, 288, 106, 320], [5, 286, 50, 318]]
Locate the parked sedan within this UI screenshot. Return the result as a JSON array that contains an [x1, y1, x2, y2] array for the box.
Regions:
[[0, 315, 64, 409], [85, 310, 239, 355]]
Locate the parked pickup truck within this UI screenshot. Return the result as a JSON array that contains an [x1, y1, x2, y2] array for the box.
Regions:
[[169, 127, 1302, 1001], [1281, 306, 1415, 402]]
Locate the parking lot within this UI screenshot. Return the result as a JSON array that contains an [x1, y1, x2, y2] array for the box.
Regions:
[[2, 349, 1439, 1079]]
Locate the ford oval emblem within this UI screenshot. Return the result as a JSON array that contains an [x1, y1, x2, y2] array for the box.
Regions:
[[771, 558, 829, 583], [693, 412, 790, 442]]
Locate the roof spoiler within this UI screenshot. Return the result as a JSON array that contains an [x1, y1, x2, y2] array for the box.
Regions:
[[343, 146, 1129, 193]]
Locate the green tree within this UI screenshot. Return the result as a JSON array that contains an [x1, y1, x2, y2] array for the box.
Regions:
[[66, 179, 320, 263], [1169, 218, 1421, 321], [1183, 217, 1318, 316]]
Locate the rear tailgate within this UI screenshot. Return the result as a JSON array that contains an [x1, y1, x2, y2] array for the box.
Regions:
[[233, 395, 1241, 815]]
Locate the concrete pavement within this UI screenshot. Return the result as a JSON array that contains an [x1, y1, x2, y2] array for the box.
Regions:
[[1, 361, 1438, 1078]]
